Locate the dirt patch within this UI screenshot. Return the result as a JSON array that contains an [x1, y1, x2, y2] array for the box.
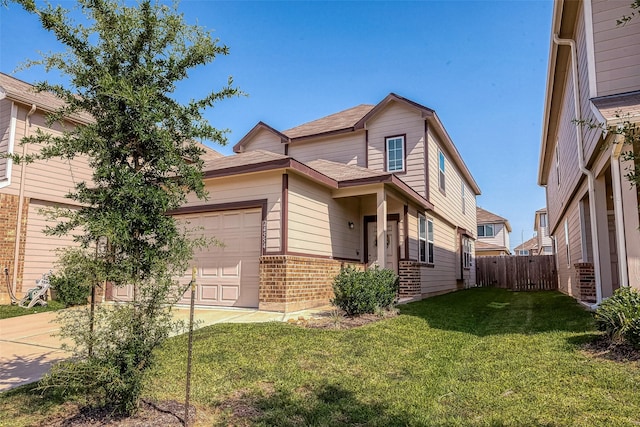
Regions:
[[581, 337, 640, 364], [288, 308, 399, 329], [44, 400, 195, 427]]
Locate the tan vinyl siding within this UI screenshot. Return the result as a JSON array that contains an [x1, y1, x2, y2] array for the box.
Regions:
[[546, 66, 583, 232], [184, 172, 282, 253], [22, 200, 79, 291], [420, 216, 458, 294], [242, 128, 284, 154], [2, 107, 92, 203], [366, 102, 426, 197], [477, 223, 510, 251], [427, 129, 477, 235], [554, 200, 583, 297], [288, 131, 366, 167], [288, 174, 360, 259], [593, 0, 640, 96]]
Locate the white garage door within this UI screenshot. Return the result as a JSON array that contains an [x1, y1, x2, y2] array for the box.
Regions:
[[113, 208, 262, 308]]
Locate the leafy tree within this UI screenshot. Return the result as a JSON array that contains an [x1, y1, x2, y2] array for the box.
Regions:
[[11, 0, 239, 414], [617, 0, 639, 26]]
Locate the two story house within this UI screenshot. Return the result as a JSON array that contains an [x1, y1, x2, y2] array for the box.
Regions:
[[514, 237, 538, 256], [112, 94, 481, 312], [0, 73, 222, 304], [475, 207, 511, 257], [538, 0, 640, 304], [0, 73, 93, 304], [534, 208, 554, 255]]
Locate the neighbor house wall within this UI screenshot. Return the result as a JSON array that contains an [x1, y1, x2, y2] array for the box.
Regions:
[[592, 0, 640, 97]]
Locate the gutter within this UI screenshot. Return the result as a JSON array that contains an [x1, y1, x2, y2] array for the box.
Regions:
[[12, 104, 37, 297], [552, 34, 603, 304]]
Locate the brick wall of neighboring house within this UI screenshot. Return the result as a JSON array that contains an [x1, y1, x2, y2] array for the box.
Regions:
[[0, 193, 29, 304], [259, 255, 365, 312], [575, 263, 596, 303], [399, 261, 421, 298]]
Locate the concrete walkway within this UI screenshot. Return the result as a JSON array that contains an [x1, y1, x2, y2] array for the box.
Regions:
[[0, 305, 331, 392]]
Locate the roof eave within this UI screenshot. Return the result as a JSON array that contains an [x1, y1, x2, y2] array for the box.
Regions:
[[233, 121, 290, 153], [539, 0, 565, 186]]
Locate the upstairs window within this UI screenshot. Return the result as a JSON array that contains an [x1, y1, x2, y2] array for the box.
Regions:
[[555, 144, 561, 186], [539, 213, 547, 228], [477, 224, 494, 238], [438, 150, 446, 192], [461, 183, 466, 214], [386, 135, 405, 172]]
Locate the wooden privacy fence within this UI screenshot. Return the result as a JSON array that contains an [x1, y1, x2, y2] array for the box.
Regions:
[[476, 255, 558, 291]]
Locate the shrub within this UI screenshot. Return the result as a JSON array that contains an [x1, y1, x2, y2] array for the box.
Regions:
[[332, 266, 398, 316], [50, 273, 91, 307], [594, 286, 640, 346]]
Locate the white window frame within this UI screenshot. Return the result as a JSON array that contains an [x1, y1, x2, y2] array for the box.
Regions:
[[386, 135, 405, 172], [438, 150, 446, 192], [463, 236, 472, 269], [477, 224, 494, 238], [418, 214, 426, 263], [555, 143, 561, 186], [418, 214, 434, 264], [539, 213, 547, 228], [564, 219, 570, 267], [427, 218, 434, 264], [461, 183, 466, 215]]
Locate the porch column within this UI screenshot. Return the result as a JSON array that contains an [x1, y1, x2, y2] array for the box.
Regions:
[[376, 188, 387, 268], [594, 175, 613, 298], [620, 155, 640, 288]]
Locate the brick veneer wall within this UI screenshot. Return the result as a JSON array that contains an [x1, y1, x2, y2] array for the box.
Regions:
[[399, 261, 421, 297], [259, 255, 365, 312], [0, 193, 29, 303], [575, 263, 596, 303]]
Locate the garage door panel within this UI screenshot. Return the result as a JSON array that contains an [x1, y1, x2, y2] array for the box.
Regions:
[[199, 285, 218, 302], [220, 285, 239, 302]]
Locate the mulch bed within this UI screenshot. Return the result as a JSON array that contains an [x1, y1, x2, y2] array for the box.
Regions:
[[287, 308, 399, 329], [45, 400, 194, 427], [581, 336, 640, 364]]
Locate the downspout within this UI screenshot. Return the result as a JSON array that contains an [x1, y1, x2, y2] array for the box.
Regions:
[[611, 133, 629, 288], [553, 34, 603, 304], [12, 104, 37, 296]]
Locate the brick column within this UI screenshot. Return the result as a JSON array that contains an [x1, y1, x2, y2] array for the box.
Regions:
[[399, 261, 421, 298], [0, 193, 28, 303], [574, 263, 596, 303], [259, 255, 365, 312]]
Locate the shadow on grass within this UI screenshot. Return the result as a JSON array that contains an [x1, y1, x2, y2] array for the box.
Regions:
[[218, 382, 415, 427], [398, 287, 596, 337]]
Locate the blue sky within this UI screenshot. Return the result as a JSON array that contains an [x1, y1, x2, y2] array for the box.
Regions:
[[0, 0, 553, 250]]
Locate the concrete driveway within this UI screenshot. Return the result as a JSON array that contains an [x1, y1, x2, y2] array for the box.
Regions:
[[0, 305, 330, 392]]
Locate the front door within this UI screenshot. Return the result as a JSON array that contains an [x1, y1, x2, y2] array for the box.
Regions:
[[367, 221, 398, 273]]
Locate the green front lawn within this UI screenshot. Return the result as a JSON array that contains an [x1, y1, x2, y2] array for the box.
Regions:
[[2, 288, 639, 426], [0, 300, 65, 319]]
